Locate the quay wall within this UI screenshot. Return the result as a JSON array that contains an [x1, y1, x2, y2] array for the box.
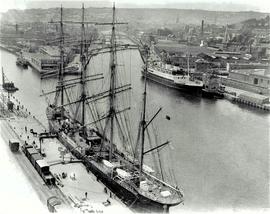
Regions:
[[0, 44, 18, 56], [230, 96, 270, 111]]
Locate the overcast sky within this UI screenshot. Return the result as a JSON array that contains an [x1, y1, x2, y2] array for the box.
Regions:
[[0, 0, 270, 12]]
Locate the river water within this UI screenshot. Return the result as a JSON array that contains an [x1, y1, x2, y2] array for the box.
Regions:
[[0, 48, 269, 212]]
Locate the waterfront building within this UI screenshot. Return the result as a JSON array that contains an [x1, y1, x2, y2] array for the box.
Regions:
[[222, 67, 270, 95], [228, 63, 269, 70], [31, 53, 59, 71], [39, 46, 69, 61], [28, 46, 71, 73], [39, 46, 62, 59]]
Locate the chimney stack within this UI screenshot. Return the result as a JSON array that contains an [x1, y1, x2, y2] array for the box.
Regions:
[[201, 20, 204, 38]]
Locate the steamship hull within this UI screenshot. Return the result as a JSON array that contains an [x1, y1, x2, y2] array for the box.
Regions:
[[141, 70, 202, 93]]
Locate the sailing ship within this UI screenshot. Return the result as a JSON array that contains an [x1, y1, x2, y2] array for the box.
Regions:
[[43, 4, 183, 212]]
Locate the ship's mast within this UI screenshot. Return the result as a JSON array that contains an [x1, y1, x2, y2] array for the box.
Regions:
[[60, 5, 65, 115], [48, 4, 127, 137], [187, 51, 190, 78], [80, 4, 87, 132], [187, 38, 190, 78], [54, 5, 65, 118], [108, 2, 117, 161], [51, 4, 91, 128], [2, 67, 5, 85], [139, 47, 149, 175], [138, 46, 167, 178]]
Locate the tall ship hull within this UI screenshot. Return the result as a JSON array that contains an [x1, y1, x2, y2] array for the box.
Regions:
[[47, 117, 183, 212]]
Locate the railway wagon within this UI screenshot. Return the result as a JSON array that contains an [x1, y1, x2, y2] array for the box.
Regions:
[[36, 159, 56, 185], [25, 147, 38, 159], [9, 139, 20, 152], [22, 144, 33, 154], [30, 153, 43, 167], [22, 143, 55, 185]]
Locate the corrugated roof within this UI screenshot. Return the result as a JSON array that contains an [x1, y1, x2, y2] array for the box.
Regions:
[[155, 43, 216, 56], [27, 147, 38, 154], [231, 68, 270, 78], [9, 139, 20, 143], [253, 69, 270, 78], [40, 46, 60, 57], [36, 159, 49, 168]]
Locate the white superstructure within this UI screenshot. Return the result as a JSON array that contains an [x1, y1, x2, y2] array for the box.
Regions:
[[147, 62, 203, 88]]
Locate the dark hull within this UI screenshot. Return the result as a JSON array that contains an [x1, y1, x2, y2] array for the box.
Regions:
[[142, 70, 202, 93], [3, 87, 18, 92], [49, 121, 177, 213], [84, 157, 170, 213], [202, 89, 224, 99], [16, 61, 28, 68]]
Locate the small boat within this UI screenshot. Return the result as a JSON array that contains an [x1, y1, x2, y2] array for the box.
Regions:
[[16, 52, 28, 68], [64, 63, 80, 75], [2, 67, 19, 93], [202, 73, 225, 98]]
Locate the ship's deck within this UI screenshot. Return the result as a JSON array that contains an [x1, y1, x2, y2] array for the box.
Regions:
[[87, 154, 183, 206]]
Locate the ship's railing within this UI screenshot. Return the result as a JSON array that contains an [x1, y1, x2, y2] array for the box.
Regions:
[[143, 171, 184, 197], [137, 175, 184, 204], [149, 65, 174, 74], [113, 176, 138, 193]]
